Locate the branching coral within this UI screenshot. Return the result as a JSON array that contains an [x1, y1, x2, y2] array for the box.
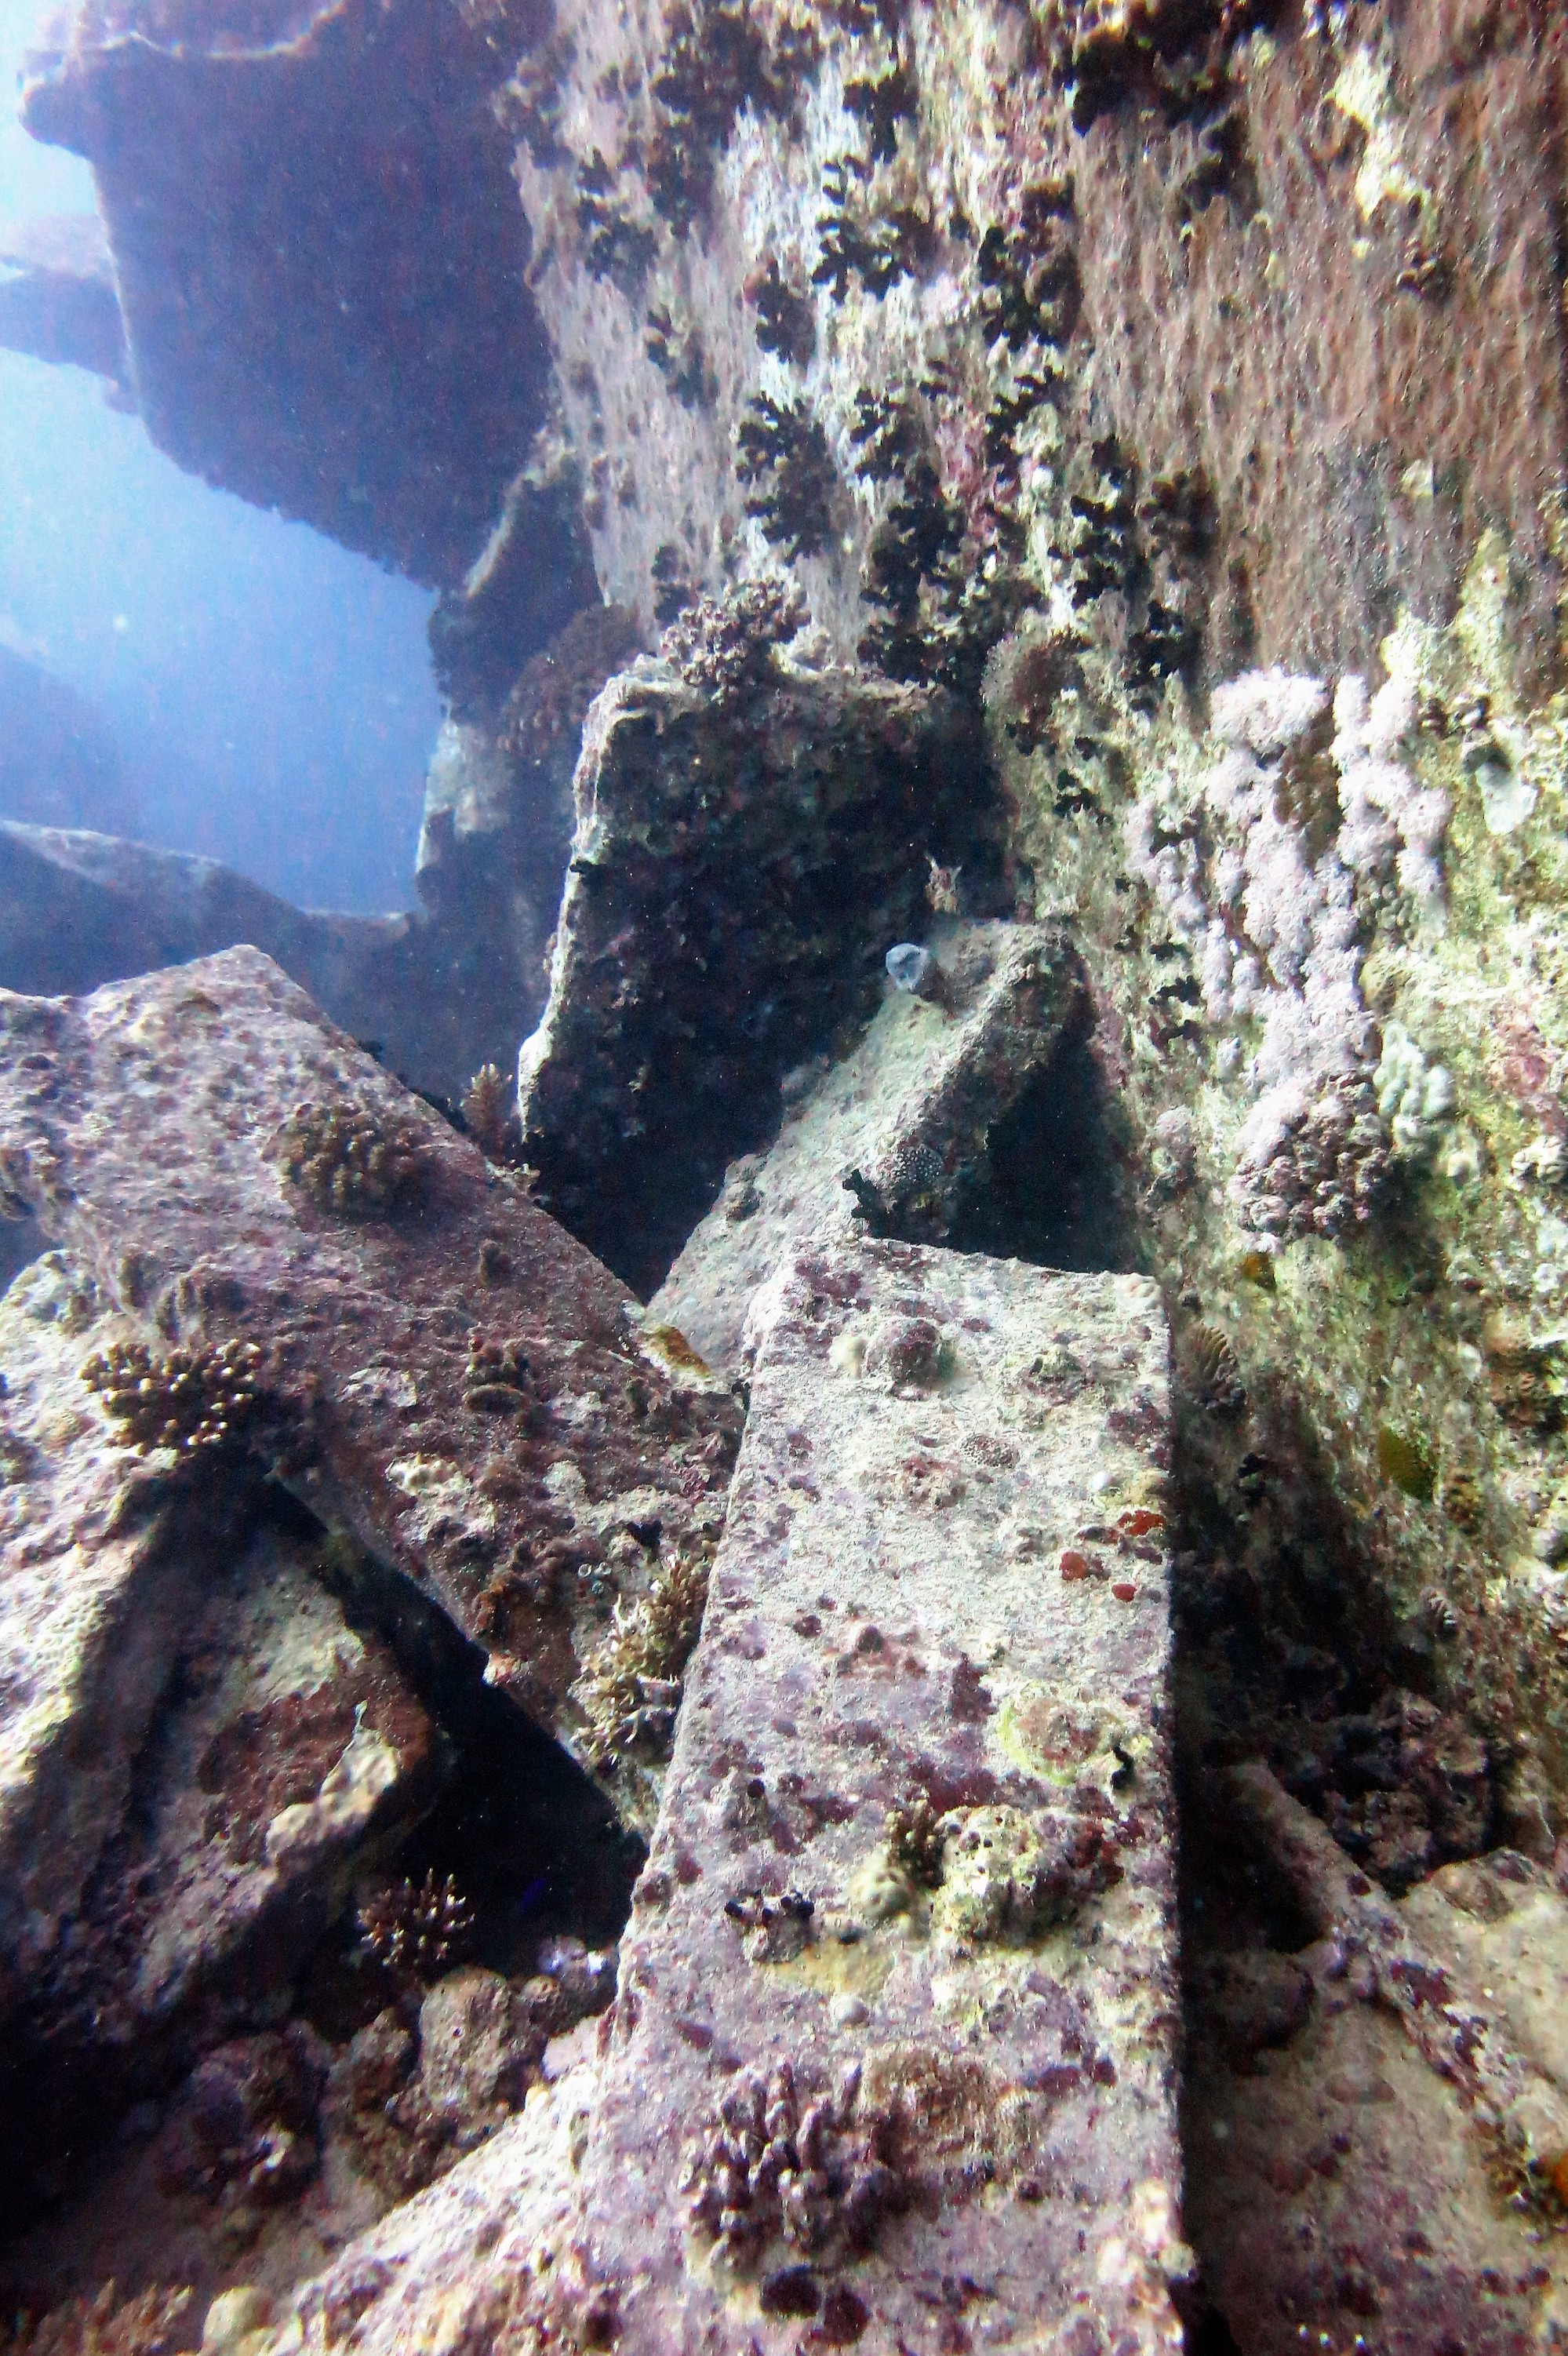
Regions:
[[885, 1794, 945, 1888], [1230, 1069, 1389, 1241], [680, 2058, 906, 2268], [81, 1337, 266, 1455], [644, 304, 716, 407], [461, 1063, 523, 1165], [277, 1100, 431, 1216], [574, 1547, 711, 1768], [976, 185, 1079, 352], [357, 1870, 475, 1986], [659, 577, 806, 696]]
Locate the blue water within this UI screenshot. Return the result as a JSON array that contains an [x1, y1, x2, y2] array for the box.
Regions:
[[0, 1, 442, 915]]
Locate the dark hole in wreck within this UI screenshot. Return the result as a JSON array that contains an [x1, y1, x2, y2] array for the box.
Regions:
[[944, 995, 1139, 1275]]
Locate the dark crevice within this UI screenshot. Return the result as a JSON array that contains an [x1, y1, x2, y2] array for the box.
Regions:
[[945, 1005, 1138, 1273], [307, 1518, 643, 2009], [0, 1211, 44, 1295], [0, 1479, 641, 2241]]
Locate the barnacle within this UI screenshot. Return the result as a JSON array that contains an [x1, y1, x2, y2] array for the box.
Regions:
[[813, 155, 931, 300], [1421, 1586, 1458, 1637], [645, 304, 716, 407], [735, 395, 839, 559], [357, 1870, 474, 1985], [1006, 630, 1085, 753], [861, 453, 964, 610], [1055, 438, 1141, 606], [647, 1, 809, 232], [847, 388, 924, 483], [651, 541, 700, 628], [842, 56, 918, 162], [852, 421, 968, 686], [976, 186, 1078, 351], [1185, 1321, 1244, 1416], [81, 1337, 266, 1456], [745, 258, 816, 365], [464, 1335, 531, 1415], [1137, 468, 1217, 562], [575, 150, 658, 289], [276, 1100, 431, 1217], [0, 2285, 193, 2356], [1395, 236, 1452, 300], [1047, 0, 1261, 132], [497, 27, 577, 164], [828, 0, 908, 31], [1129, 595, 1202, 710]]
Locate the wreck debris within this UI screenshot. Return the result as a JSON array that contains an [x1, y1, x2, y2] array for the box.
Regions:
[[566, 1237, 1183, 2345], [20, 1, 548, 586], [1227, 1763, 1568, 2177], [0, 1248, 448, 2138], [650, 922, 1085, 1370], [516, 651, 995, 1293], [0, 949, 743, 1767]]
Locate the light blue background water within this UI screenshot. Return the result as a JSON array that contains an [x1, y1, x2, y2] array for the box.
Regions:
[[0, 1, 442, 913]]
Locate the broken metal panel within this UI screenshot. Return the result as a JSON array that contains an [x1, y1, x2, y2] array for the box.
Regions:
[[0, 1249, 446, 2053], [0, 211, 127, 381], [0, 948, 741, 1769], [21, 0, 548, 585], [557, 1236, 1185, 2351], [651, 919, 1086, 1372]]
